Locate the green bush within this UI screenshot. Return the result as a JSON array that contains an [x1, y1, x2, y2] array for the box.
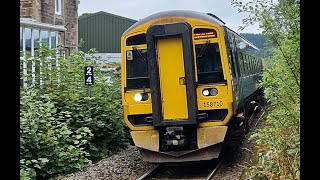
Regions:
[[20, 46, 130, 179], [20, 89, 93, 179]]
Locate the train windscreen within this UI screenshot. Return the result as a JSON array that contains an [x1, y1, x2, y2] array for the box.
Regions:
[[195, 42, 224, 84], [126, 48, 150, 89]]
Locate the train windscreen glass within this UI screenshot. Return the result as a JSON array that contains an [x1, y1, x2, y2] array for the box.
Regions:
[[195, 43, 224, 84], [126, 49, 150, 89]]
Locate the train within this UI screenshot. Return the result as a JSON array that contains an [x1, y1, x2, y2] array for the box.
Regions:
[[120, 10, 263, 163]]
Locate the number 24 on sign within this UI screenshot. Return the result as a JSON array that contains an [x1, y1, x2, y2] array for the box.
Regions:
[[85, 66, 94, 86]]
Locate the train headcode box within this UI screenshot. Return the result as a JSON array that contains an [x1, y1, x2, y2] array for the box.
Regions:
[[85, 66, 94, 86]]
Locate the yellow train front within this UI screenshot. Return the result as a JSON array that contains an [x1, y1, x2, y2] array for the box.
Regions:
[[121, 10, 263, 163]]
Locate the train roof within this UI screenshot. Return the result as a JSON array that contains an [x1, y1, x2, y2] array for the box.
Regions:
[[123, 10, 259, 51], [123, 10, 225, 35], [225, 26, 260, 51]]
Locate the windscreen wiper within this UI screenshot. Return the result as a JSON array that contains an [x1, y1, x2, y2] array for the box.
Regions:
[[197, 39, 210, 58], [132, 46, 146, 62]]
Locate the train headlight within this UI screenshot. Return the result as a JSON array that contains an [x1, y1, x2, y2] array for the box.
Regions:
[[202, 89, 210, 96], [210, 88, 218, 96], [134, 93, 143, 101], [134, 93, 148, 102]]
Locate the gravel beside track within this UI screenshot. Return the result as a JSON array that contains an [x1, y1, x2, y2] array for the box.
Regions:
[[60, 146, 155, 180], [59, 110, 265, 180]]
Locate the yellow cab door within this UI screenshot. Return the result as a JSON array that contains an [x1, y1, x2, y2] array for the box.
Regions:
[[157, 37, 189, 120]]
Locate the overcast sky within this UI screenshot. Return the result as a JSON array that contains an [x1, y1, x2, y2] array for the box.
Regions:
[[78, 0, 262, 34]]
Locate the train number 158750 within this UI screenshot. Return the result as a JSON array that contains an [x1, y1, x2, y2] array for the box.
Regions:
[[203, 101, 223, 108]]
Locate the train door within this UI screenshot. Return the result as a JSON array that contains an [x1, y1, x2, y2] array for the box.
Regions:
[[147, 22, 198, 126], [157, 37, 188, 120], [229, 32, 241, 107]]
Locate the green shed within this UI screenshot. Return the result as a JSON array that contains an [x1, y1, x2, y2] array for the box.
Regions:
[[78, 11, 137, 53]]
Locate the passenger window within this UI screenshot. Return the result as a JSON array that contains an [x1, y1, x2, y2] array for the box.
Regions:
[[249, 56, 252, 74], [229, 50, 237, 78], [252, 58, 255, 73], [243, 54, 247, 76], [195, 43, 224, 84], [254, 58, 257, 73], [239, 52, 244, 76], [248, 56, 251, 75]]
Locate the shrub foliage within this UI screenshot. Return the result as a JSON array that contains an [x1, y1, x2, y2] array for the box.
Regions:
[[20, 46, 129, 179], [231, 0, 300, 179]]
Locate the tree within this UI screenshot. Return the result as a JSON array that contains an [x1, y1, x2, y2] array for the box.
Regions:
[[231, 0, 300, 179]]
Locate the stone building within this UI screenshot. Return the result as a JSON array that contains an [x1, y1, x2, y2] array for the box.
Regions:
[[20, 0, 80, 87], [20, 0, 80, 55]]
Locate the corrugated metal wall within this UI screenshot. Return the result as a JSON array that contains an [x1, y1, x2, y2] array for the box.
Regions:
[[78, 12, 137, 53]]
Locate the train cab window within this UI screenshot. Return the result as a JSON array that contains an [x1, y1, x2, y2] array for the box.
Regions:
[[126, 33, 146, 46], [126, 49, 149, 89], [195, 43, 224, 84]]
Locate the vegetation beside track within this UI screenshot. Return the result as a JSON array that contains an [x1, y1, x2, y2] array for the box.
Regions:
[[20, 46, 130, 180], [232, 0, 300, 179]]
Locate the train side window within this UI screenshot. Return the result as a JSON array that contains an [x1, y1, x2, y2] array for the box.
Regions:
[[247, 55, 251, 75], [243, 54, 247, 76], [248, 56, 251, 75], [239, 52, 244, 76], [247, 55, 250, 75], [248, 55, 251, 75], [229, 50, 237, 78], [254, 58, 257, 73], [242, 54, 247, 76], [234, 51, 241, 77], [253, 58, 256, 73], [195, 43, 224, 84], [246, 55, 250, 75], [254, 57, 256, 73], [249, 56, 252, 75], [252, 57, 255, 74]]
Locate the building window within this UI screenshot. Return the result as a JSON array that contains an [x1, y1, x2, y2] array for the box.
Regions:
[[20, 26, 59, 87], [55, 0, 62, 15], [51, 32, 57, 49], [25, 28, 32, 54], [40, 30, 49, 46], [33, 29, 40, 51], [19, 29, 57, 55], [20, 27, 24, 56], [20, 27, 23, 51]]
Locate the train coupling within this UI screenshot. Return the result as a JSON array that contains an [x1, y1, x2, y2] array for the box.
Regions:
[[162, 126, 187, 150]]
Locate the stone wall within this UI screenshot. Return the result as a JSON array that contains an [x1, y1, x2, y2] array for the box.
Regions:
[[20, 0, 33, 18], [64, 0, 78, 52]]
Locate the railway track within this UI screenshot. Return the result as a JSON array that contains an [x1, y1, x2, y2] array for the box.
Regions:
[[137, 104, 266, 180], [137, 159, 224, 180]]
